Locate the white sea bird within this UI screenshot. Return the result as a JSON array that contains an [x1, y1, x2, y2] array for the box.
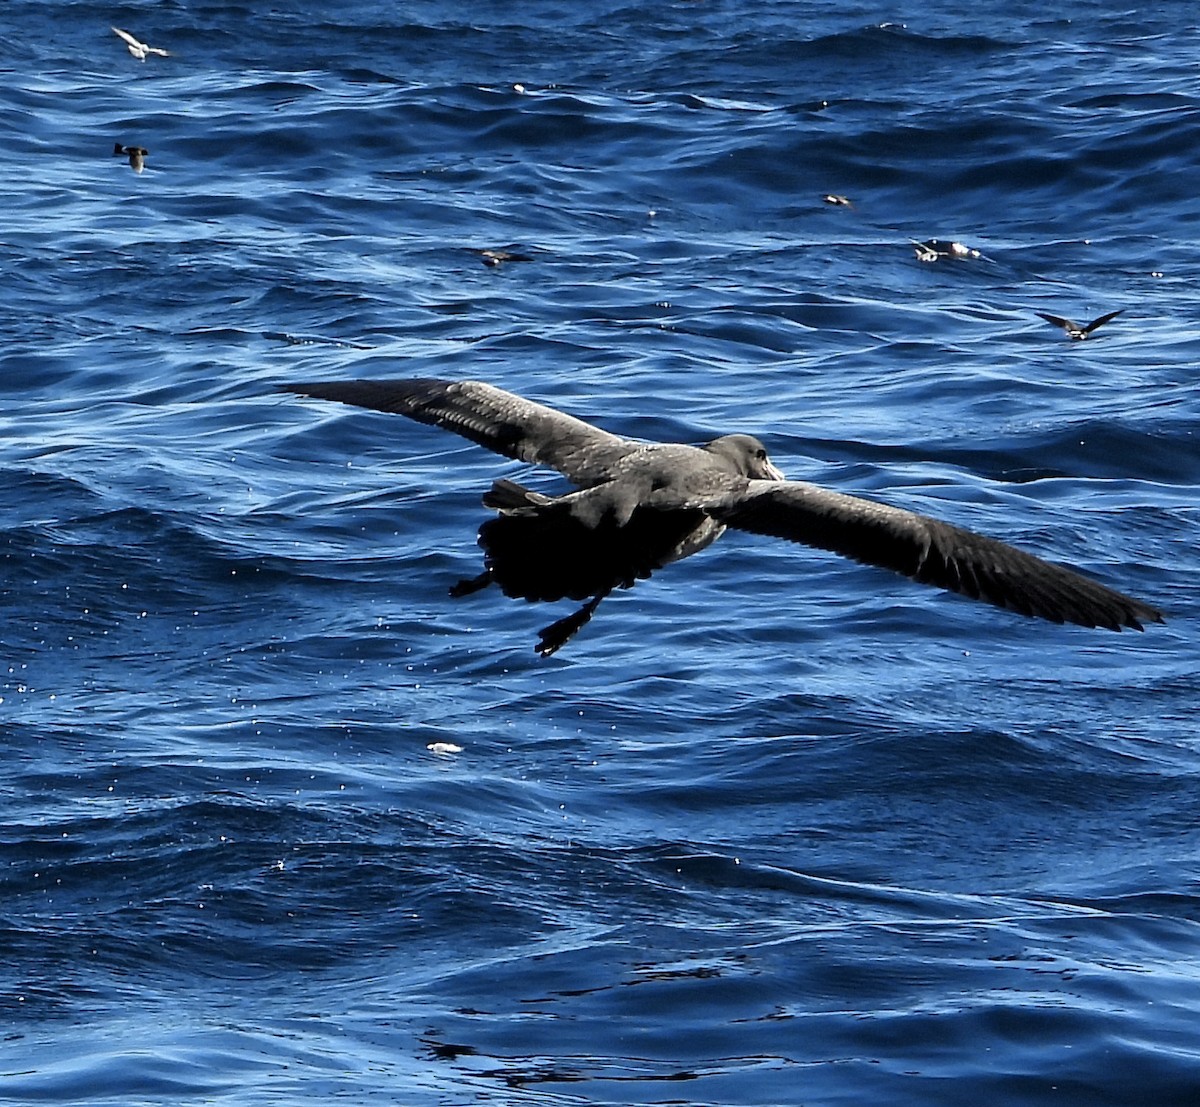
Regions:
[[112, 27, 170, 61]]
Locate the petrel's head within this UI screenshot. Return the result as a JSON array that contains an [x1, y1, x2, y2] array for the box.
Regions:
[[703, 434, 785, 481]]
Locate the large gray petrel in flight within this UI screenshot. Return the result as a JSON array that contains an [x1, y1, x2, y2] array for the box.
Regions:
[[282, 378, 1163, 655]]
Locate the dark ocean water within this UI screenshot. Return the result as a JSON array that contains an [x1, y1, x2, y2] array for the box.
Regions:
[[2, 1, 1198, 1103]]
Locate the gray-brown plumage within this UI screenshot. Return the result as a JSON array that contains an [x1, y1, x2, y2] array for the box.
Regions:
[[1036, 309, 1123, 339], [281, 378, 1163, 655]]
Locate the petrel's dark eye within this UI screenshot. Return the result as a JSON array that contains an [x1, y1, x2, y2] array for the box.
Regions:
[[755, 449, 767, 460]]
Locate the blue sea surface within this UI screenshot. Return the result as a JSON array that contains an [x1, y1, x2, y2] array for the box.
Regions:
[[2, 1, 1198, 1103]]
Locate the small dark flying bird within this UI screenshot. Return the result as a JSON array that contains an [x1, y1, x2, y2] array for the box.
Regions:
[[113, 143, 149, 172], [282, 378, 1163, 656], [913, 239, 981, 262], [472, 248, 533, 268], [1036, 309, 1123, 340]]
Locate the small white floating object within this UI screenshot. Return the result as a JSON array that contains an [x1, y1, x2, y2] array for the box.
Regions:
[[112, 27, 170, 61], [427, 741, 463, 756]]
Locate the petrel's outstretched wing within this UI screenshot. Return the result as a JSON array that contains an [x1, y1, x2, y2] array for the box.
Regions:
[[712, 480, 1163, 631], [1036, 309, 1123, 337], [111, 27, 144, 50], [282, 378, 638, 487], [1082, 309, 1123, 334]]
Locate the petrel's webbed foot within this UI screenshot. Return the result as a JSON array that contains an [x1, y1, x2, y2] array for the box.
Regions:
[[535, 593, 606, 657], [449, 569, 493, 598]]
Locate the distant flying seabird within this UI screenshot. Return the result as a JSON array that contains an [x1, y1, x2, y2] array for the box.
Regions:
[[913, 239, 980, 262], [112, 27, 169, 61], [1036, 309, 1123, 340], [473, 248, 534, 268], [113, 143, 148, 172], [282, 378, 1163, 655]]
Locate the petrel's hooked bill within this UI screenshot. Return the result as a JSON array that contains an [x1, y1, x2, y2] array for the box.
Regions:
[[282, 378, 1163, 655]]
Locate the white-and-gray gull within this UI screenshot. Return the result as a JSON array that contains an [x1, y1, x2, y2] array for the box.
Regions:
[[282, 378, 1163, 655], [112, 27, 170, 60]]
